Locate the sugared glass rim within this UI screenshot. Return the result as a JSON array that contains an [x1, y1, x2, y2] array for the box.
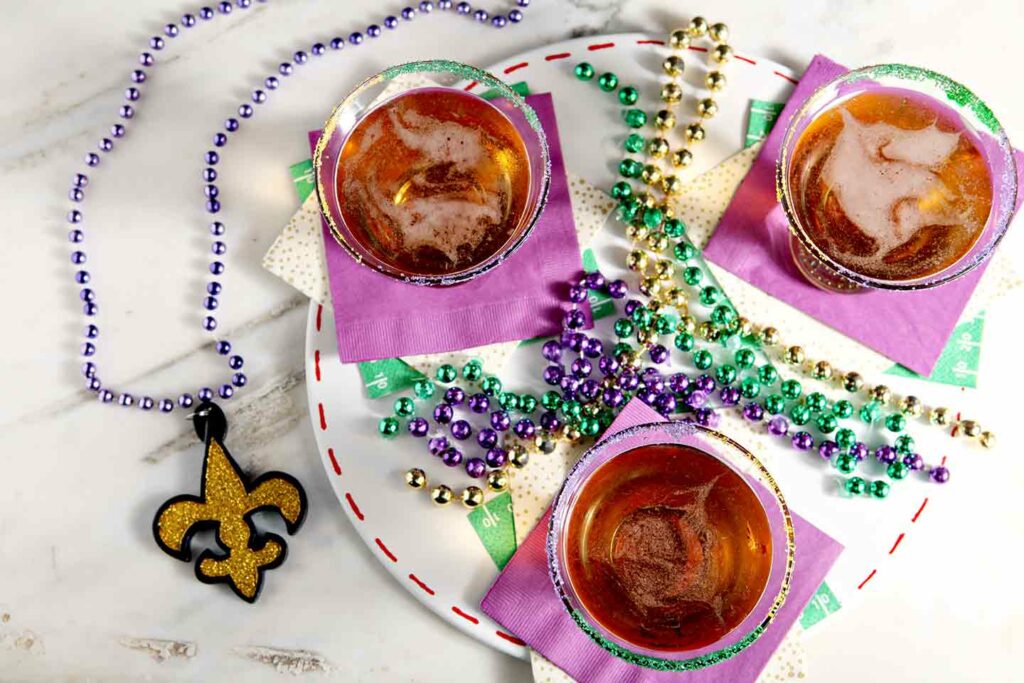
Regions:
[[312, 59, 552, 287], [546, 420, 795, 671], [776, 63, 1017, 291]]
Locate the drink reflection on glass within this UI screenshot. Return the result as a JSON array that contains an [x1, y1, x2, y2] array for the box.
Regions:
[[777, 64, 1017, 293], [547, 422, 793, 671], [314, 61, 551, 286]]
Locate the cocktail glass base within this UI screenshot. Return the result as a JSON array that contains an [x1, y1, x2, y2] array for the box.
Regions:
[[788, 232, 862, 294]]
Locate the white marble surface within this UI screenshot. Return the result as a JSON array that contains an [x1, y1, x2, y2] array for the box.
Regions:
[[2, 0, 1023, 680]]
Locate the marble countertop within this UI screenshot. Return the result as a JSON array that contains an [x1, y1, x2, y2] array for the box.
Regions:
[[2, 0, 1023, 680]]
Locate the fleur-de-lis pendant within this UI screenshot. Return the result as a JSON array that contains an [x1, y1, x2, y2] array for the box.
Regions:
[[153, 402, 307, 603]]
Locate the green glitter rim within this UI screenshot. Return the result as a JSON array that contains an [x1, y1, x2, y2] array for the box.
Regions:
[[548, 422, 795, 671], [845, 63, 1000, 134]]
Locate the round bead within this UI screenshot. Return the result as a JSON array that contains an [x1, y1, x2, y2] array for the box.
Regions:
[[980, 431, 996, 449], [929, 406, 950, 426], [433, 403, 454, 424], [869, 480, 891, 499], [706, 71, 727, 91], [428, 436, 449, 455], [833, 399, 855, 419], [843, 371, 863, 393], [465, 459, 487, 479], [413, 379, 435, 399], [887, 461, 910, 480], [885, 413, 907, 432], [780, 379, 802, 400], [436, 364, 457, 383], [574, 62, 595, 80], [758, 365, 779, 386], [696, 98, 718, 119], [441, 447, 464, 467], [874, 445, 897, 464], [768, 415, 789, 436], [508, 446, 529, 469], [486, 470, 509, 493], [405, 468, 427, 489], [662, 54, 685, 78], [930, 466, 951, 484], [845, 476, 868, 495], [668, 29, 690, 50], [618, 86, 639, 105], [959, 419, 982, 438], [378, 417, 400, 437], [450, 419, 472, 441], [461, 486, 485, 508], [430, 485, 454, 506], [597, 72, 619, 91], [792, 431, 814, 451], [443, 386, 466, 406], [394, 396, 416, 417], [834, 453, 857, 474], [894, 435, 915, 455], [818, 440, 840, 460]]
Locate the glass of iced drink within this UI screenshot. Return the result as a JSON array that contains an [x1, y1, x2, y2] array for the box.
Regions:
[[777, 64, 1016, 292], [547, 421, 794, 671], [313, 60, 551, 285]]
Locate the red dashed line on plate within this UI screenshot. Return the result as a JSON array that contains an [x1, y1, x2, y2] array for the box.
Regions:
[[315, 304, 323, 332], [940, 455, 947, 466], [912, 497, 929, 523], [314, 350, 322, 381], [318, 403, 327, 430], [327, 448, 341, 476], [774, 70, 799, 85], [452, 606, 480, 624], [408, 573, 435, 596], [345, 492, 364, 521], [375, 538, 398, 563], [504, 61, 529, 74], [636, 39, 664, 45], [736, 55, 757, 65], [587, 42, 615, 51], [464, 80, 478, 91], [888, 532, 906, 555], [496, 630, 526, 646], [857, 569, 877, 590], [544, 51, 572, 61], [688, 45, 708, 53]]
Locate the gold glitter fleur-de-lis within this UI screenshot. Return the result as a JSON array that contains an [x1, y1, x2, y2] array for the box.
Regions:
[[153, 404, 307, 603]]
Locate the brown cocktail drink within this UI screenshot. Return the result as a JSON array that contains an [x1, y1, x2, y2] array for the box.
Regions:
[[788, 89, 992, 283], [563, 443, 772, 652], [336, 88, 531, 278]]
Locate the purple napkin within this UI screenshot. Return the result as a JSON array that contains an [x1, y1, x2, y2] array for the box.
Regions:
[[481, 400, 843, 682], [704, 55, 1022, 376], [313, 92, 587, 363]]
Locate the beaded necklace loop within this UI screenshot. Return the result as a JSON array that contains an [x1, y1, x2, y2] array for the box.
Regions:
[[68, 0, 532, 413]]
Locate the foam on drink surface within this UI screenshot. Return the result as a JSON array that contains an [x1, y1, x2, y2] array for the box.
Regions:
[[789, 90, 993, 281], [336, 88, 531, 276]]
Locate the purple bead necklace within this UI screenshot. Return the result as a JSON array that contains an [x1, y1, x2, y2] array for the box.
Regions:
[[68, 0, 531, 413], [65, 0, 533, 601]]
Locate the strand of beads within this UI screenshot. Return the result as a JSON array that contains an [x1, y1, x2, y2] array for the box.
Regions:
[[572, 22, 949, 495], [380, 359, 539, 508], [68, 0, 533, 414], [757, 339, 994, 448], [584, 18, 990, 450]]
